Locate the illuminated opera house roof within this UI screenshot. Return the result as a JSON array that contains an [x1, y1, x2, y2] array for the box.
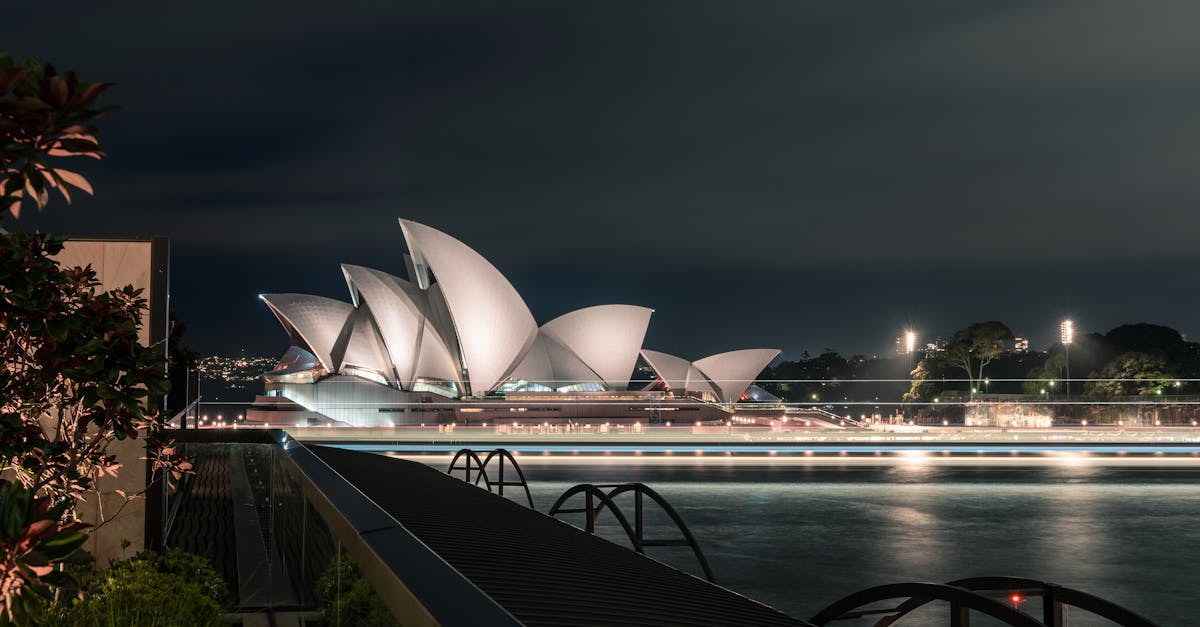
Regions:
[[260, 219, 778, 403]]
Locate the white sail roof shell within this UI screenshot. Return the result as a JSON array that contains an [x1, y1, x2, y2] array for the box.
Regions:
[[693, 349, 781, 403], [335, 308, 393, 378], [506, 333, 555, 385], [341, 265, 426, 386], [507, 332, 604, 390], [420, 283, 466, 388], [640, 349, 692, 392], [541, 305, 652, 389], [260, 294, 353, 373], [642, 348, 779, 403], [685, 364, 718, 398], [399, 219, 537, 395], [414, 318, 464, 388]]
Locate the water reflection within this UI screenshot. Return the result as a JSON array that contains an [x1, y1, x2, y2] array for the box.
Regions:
[[504, 461, 1200, 625]]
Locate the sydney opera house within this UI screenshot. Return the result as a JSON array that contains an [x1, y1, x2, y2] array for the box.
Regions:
[[248, 220, 789, 427]]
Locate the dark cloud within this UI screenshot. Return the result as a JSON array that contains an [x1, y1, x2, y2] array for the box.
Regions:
[[7, 0, 1200, 357]]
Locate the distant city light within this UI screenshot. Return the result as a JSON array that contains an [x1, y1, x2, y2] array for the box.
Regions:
[[1060, 319, 1074, 345], [904, 329, 917, 354]]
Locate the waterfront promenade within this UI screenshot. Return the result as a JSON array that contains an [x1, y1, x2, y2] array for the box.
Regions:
[[285, 426, 1200, 463]]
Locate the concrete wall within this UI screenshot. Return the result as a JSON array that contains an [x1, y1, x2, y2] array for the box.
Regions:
[[55, 237, 168, 563]]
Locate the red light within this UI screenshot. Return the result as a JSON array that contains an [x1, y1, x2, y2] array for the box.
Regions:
[[1009, 594, 1023, 604]]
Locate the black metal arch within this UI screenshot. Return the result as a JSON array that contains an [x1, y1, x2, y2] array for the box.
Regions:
[[876, 576, 1159, 627], [478, 448, 535, 509], [548, 483, 642, 547], [447, 448, 535, 508], [809, 582, 1044, 627], [448, 448, 488, 484], [548, 482, 716, 582]]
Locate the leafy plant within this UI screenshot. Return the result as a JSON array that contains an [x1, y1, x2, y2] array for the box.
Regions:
[[54, 548, 226, 627], [0, 52, 185, 624], [0, 483, 89, 625], [0, 54, 116, 219], [0, 231, 188, 622], [316, 554, 397, 627]]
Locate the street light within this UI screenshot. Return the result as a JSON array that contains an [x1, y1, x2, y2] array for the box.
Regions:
[[1060, 319, 1074, 398], [1060, 319, 1074, 344]]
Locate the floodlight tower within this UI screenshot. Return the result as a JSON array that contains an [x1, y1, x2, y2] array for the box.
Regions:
[[1060, 319, 1074, 398], [902, 329, 919, 385]]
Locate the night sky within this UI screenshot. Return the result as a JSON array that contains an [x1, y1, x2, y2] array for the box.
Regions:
[[8, 1, 1200, 360]]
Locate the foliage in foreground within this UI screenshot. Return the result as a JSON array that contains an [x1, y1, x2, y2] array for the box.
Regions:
[[0, 54, 115, 220], [316, 554, 397, 627], [52, 548, 227, 627], [0, 231, 187, 621], [0, 483, 89, 625]]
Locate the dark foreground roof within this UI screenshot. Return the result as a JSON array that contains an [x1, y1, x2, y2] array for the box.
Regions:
[[310, 445, 810, 627]]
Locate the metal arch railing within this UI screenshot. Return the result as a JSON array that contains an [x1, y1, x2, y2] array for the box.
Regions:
[[548, 483, 642, 546], [809, 582, 1044, 627], [548, 482, 716, 582], [876, 576, 1160, 627], [448, 448, 488, 483], [478, 448, 535, 509], [447, 448, 535, 509]]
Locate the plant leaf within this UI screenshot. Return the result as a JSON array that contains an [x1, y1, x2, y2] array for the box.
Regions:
[[52, 169, 93, 195]]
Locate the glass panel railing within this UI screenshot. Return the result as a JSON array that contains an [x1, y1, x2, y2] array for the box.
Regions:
[[161, 429, 516, 625]]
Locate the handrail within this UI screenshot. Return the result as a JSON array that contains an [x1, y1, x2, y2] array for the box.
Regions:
[[596, 483, 716, 582], [478, 449, 535, 509], [879, 576, 1159, 627], [159, 397, 202, 542], [809, 577, 1159, 627], [799, 406, 868, 428], [272, 430, 523, 626], [167, 397, 201, 429], [548, 482, 716, 582], [809, 582, 1043, 627], [447, 448, 535, 509]]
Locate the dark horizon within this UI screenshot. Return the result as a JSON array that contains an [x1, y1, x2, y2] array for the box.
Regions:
[[7, 1, 1200, 359]]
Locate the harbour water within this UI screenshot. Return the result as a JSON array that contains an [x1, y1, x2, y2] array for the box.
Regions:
[[457, 460, 1199, 625]]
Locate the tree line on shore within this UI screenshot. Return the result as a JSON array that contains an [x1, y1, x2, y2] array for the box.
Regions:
[[759, 322, 1200, 404]]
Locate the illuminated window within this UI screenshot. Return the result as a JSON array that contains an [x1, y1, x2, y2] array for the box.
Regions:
[[343, 366, 390, 387]]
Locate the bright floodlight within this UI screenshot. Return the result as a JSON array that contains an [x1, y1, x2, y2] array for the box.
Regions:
[[904, 329, 917, 355], [1060, 319, 1074, 345]]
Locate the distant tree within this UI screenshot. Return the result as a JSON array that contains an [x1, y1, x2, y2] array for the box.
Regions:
[[1105, 323, 1184, 354], [1022, 351, 1065, 395], [1086, 352, 1175, 399], [1, 54, 115, 219], [942, 321, 1014, 399], [903, 359, 940, 402]]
